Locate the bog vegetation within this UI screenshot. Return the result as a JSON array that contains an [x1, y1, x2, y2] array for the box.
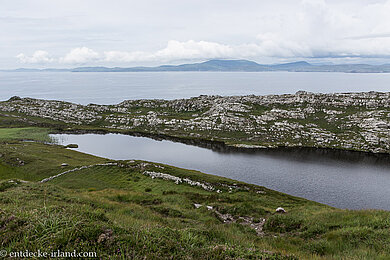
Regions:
[[0, 126, 389, 259]]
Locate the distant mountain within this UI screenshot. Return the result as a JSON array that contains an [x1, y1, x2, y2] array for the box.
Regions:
[[270, 61, 312, 70], [72, 60, 269, 72], [165, 59, 270, 71], [13, 68, 42, 72], [70, 60, 390, 73], [4, 59, 390, 73], [1, 68, 70, 72]]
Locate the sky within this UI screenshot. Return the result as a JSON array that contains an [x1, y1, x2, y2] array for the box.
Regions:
[[2, 0, 390, 69]]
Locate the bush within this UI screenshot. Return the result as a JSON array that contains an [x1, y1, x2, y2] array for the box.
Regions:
[[65, 144, 78, 148], [162, 190, 178, 195], [264, 214, 303, 233], [0, 180, 18, 192], [151, 206, 184, 218], [217, 202, 269, 217], [303, 240, 331, 256], [301, 224, 328, 238]]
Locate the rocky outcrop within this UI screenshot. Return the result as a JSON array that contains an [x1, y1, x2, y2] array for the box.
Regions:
[[2, 91, 390, 154]]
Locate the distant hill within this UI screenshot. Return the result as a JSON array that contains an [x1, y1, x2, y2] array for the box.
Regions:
[[4, 59, 390, 73], [67, 59, 390, 73], [71, 59, 270, 72], [270, 61, 312, 70]]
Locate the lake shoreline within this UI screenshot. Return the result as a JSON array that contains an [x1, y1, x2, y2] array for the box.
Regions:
[[52, 131, 390, 210], [54, 127, 390, 158], [1, 91, 390, 156], [4, 134, 390, 259]]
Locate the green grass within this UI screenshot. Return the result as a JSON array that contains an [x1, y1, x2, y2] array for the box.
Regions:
[[1, 127, 390, 259], [0, 180, 296, 259], [0, 141, 107, 181], [0, 125, 107, 182], [0, 127, 53, 142]]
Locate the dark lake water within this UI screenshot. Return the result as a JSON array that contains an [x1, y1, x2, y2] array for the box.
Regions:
[[2, 71, 390, 104], [53, 133, 390, 210]]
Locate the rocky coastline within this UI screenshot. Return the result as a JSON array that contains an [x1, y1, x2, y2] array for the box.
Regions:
[[1, 91, 389, 154]]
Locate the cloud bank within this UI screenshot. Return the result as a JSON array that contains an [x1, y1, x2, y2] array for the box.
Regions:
[[16, 51, 54, 64], [11, 0, 390, 66], [17, 35, 390, 65], [59, 47, 100, 64]]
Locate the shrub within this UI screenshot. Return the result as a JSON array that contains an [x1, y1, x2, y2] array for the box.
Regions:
[[65, 144, 78, 148], [162, 190, 178, 195], [151, 206, 184, 218], [303, 240, 331, 256], [264, 214, 303, 233], [0, 180, 18, 192]]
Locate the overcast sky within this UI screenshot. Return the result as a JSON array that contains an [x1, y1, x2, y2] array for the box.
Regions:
[[2, 0, 390, 68]]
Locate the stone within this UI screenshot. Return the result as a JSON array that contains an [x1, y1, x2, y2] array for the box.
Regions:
[[97, 229, 113, 244], [194, 203, 202, 209], [276, 207, 286, 213], [61, 163, 69, 167]]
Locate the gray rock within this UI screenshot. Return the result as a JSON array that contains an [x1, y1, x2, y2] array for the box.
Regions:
[[194, 203, 202, 209]]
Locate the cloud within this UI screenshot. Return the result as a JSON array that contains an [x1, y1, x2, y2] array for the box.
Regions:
[[59, 47, 100, 64], [13, 0, 390, 66], [103, 35, 390, 64], [103, 39, 328, 63], [16, 50, 54, 63], [104, 40, 235, 62], [247, 0, 390, 59], [19, 35, 390, 67], [154, 40, 234, 61], [104, 50, 150, 63], [6, 0, 390, 68]]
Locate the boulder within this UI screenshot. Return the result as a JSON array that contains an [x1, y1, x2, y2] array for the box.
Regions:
[[194, 203, 202, 209]]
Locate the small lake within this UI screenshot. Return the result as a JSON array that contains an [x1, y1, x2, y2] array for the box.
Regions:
[[53, 133, 390, 210], [2, 71, 390, 104]]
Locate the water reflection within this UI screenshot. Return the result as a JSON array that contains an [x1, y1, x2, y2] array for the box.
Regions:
[[119, 131, 390, 167], [52, 133, 390, 210]]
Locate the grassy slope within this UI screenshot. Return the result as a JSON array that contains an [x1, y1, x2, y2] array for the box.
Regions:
[[0, 127, 53, 142], [0, 127, 390, 259]]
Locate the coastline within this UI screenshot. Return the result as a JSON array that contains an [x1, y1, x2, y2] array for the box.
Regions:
[[1, 91, 389, 155]]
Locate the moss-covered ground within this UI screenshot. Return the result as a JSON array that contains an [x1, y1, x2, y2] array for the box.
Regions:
[[0, 127, 390, 259]]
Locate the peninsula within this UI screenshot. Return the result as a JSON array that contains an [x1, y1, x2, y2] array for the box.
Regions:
[[1, 91, 389, 154]]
